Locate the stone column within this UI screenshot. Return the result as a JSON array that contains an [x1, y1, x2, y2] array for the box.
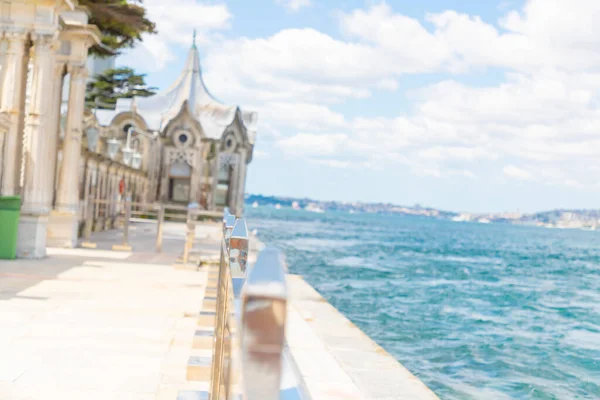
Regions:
[[0, 35, 7, 97], [45, 63, 65, 205], [0, 37, 7, 173], [17, 34, 57, 258], [82, 159, 94, 222], [47, 64, 88, 248], [0, 32, 28, 196]]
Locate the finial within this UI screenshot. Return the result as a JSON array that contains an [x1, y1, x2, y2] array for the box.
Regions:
[[192, 29, 197, 48]]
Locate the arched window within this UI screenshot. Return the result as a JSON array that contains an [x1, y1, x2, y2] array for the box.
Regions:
[[123, 123, 133, 135]]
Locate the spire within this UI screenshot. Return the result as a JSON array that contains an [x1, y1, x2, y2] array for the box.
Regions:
[[192, 29, 197, 49]]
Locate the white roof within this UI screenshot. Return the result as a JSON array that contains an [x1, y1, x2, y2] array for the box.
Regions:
[[98, 44, 257, 144]]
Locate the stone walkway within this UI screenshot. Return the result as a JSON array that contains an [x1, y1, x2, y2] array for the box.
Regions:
[[0, 220, 439, 400], [0, 222, 221, 400]]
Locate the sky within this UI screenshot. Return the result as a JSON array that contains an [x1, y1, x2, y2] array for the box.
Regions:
[[117, 0, 600, 213]]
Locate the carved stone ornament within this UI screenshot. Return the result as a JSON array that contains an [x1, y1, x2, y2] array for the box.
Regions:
[[166, 148, 195, 167], [219, 152, 239, 167], [218, 152, 239, 172]]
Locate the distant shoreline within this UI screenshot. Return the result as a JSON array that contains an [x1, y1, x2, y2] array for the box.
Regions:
[[245, 194, 600, 232]]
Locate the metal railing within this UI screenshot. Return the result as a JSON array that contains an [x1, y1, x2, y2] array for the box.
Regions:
[[209, 210, 289, 399], [84, 194, 223, 253], [83, 198, 297, 398]]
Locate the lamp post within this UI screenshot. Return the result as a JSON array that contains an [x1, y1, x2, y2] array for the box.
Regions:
[[122, 126, 159, 168], [131, 151, 142, 169], [106, 138, 120, 160], [122, 146, 133, 166]]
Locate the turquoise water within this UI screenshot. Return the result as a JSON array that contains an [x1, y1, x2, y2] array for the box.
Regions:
[[246, 207, 600, 399]]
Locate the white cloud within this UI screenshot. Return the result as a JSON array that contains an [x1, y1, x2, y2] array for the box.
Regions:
[[120, 0, 600, 191], [202, 28, 384, 103], [260, 102, 347, 132], [276, 0, 311, 12], [264, 66, 600, 187], [413, 167, 477, 180], [195, 0, 600, 114], [417, 147, 495, 162], [503, 165, 533, 181], [313, 159, 351, 169], [119, 1, 231, 70], [253, 150, 269, 159], [277, 133, 349, 157]]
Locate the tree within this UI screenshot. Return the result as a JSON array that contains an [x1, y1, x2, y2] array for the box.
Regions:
[[80, 0, 157, 56], [86, 67, 157, 109]]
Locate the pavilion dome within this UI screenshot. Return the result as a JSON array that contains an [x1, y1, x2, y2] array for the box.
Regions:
[[96, 39, 257, 144]]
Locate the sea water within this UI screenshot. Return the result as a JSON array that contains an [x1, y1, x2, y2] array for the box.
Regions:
[[246, 207, 600, 399]]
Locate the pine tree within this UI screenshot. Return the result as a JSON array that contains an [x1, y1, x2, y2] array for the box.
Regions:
[[80, 0, 157, 56], [86, 67, 157, 109]]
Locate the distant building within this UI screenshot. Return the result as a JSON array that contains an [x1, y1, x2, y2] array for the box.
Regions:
[[95, 39, 257, 214]]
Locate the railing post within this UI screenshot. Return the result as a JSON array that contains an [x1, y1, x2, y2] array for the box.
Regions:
[[155, 203, 164, 253], [183, 205, 198, 264], [240, 246, 288, 400], [229, 219, 249, 276], [223, 218, 249, 399]]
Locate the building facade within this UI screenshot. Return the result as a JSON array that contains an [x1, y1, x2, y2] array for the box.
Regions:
[[0, 1, 257, 259], [95, 41, 257, 215]]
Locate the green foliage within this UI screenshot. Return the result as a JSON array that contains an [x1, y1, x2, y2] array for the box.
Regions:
[[85, 67, 157, 110], [80, 0, 157, 56]]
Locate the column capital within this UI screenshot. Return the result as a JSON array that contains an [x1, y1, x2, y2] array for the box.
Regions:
[[67, 63, 88, 79], [4, 31, 29, 53], [30, 33, 58, 50]]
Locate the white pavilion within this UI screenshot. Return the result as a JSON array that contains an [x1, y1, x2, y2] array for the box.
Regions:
[[94, 37, 257, 213]]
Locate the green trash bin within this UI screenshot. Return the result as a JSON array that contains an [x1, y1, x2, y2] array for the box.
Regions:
[[0, 196, 21, 259]]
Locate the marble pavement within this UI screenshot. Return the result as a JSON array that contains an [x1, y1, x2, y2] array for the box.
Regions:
[[0, 220, 439, 400]]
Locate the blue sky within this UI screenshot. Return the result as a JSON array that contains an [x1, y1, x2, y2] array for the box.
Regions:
[[119, 0, 600, 213]]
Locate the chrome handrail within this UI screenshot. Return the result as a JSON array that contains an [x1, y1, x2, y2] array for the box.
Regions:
[[209, 210, 288, 400], [240, 246, 288, 400], [210, 211, 239, 398]]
